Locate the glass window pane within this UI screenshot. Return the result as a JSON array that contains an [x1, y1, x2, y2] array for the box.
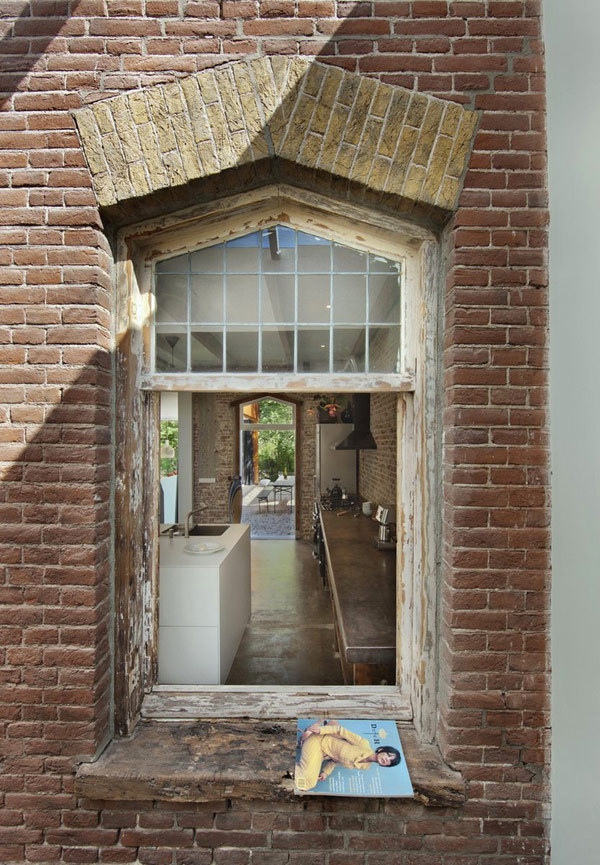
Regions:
[[333, 275, 366, 324], [226, 275, 259, 323], [155, 275, 187, 324], [369, 325, 401, 372], [261, 328, 294, 372], [154, 226, 404, 376], [226, 327, 258, 372], [190, 275, 223, 323], [258, 398, 294, 423], [333, 242, 367, 272], [226, 233, 260, 272], [297, 231, 330, 272], [190, 244, 224, 273], [333, 327, 366, 372], [262, 274, 295, 323], [369, 273, 401, 324], [156, 253, 188, 274], [261, 226, 295, 273], [297, 275, 330, 323], [297, 327, 329, 372], [191, 328, 223, 372], [369, 252, 401, 274], [155, 328, 187, 372]]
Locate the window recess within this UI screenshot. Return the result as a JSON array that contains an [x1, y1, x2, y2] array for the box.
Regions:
[[115, 188, 440, 741]]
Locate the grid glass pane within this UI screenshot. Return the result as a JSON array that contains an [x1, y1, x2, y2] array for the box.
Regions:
[[191, 329, 223, 372], [333, 275, 366, 324], [226, 233, 260, 273], [190, 274, 223, 323], [153, 225, 402, 374], [155, 327, 187, 372], [298, 327, 329, 372], [369, 273, 401, 324], [190, 244, 224, 272], [297, 275, 330, 324], [333, 327, 366, 372], [156, 253, 188, 274], [333, 242, 367, 272], [262, 327, 294, 372], [226, 275, 259, 323], [155, 275, 188, 324], [262, 274, 295, 323], [369, 326, 401, 372], [226, 327, 258, 372], [297, 231, 330, 272], [261, 226, 295, 273]]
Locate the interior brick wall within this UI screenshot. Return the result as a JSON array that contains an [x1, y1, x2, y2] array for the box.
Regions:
[[0, 2, 549, 863], [192, 392, 237, 524], [192, 393, 317, 540], [358, 393, 397, 510]]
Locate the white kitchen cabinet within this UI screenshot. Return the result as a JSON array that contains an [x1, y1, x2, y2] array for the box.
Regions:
[[158, 523, 251, 685]]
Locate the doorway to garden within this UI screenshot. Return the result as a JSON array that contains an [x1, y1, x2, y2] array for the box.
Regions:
[[237, 396, 298, 540]]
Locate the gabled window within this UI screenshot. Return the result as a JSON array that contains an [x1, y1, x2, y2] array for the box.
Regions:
[[153, 226, 402, 376]]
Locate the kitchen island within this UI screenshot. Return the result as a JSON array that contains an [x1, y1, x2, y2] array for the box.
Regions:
[[158, 523, 250, 685], [320, 510, 396, 685]]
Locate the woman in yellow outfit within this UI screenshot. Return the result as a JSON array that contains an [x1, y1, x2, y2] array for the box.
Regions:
[[294, 719, 401, 791]]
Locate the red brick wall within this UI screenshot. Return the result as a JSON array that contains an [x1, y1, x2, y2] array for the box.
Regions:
[[358, 393, 397, 510], [0, 2, 549, 863]]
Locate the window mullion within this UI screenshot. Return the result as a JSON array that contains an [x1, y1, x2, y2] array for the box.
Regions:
[[186, 253, 191, 372], [222, 242, 227, 373], [258, 231, 263, 373], [365, 265, 370, 373], [329, 240, 333, 373], [294, 230, 298, 374]]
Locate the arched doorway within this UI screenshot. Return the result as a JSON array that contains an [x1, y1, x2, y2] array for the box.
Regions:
[[234, 395, 300, 540]]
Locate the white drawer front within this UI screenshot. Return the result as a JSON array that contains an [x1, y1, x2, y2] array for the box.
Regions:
[[158, 626, 219, 685], [159, 567, 219, 627]]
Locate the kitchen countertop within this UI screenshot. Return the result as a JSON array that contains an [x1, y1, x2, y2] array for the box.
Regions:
[[159, 523, 249, 568], [320, 510, 396, 665]]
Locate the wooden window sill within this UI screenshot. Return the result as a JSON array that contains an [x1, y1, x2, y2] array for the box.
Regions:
[[75, 720, 465, 808]]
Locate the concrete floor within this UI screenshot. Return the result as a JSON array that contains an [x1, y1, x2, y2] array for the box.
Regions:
[[226, 539, 344, 685]]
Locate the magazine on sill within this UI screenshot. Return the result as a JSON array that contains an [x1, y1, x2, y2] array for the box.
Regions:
[[294, 719, 413, 797]]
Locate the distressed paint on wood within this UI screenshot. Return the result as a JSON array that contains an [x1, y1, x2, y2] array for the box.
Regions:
[[142, 687, 411, 720], [74, 720, 464, 807], [141, 373, 415, 393]]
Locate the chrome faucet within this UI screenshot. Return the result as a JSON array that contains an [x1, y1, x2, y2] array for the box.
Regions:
[[185, 506, 208, 538]]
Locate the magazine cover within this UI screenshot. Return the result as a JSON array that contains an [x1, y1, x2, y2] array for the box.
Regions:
[[294, 719, 413, 797]]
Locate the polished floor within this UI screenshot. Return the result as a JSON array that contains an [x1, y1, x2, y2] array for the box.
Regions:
[[226, 540, 344, 685]]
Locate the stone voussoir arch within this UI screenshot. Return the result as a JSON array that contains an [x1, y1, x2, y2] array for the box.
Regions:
[[75, 56, 478, 216]]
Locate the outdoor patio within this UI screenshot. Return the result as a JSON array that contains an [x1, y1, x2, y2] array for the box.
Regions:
[[241, 481, 295, 539]]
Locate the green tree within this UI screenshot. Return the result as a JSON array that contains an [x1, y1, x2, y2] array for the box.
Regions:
[[252, 399, 295, 479], [160, 421, 178, 477]]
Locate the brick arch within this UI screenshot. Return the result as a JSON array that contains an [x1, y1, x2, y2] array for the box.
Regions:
[[75, 56, 478, 216]]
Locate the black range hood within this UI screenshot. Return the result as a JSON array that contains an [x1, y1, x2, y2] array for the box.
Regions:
[[335, 394, 377, 451]]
